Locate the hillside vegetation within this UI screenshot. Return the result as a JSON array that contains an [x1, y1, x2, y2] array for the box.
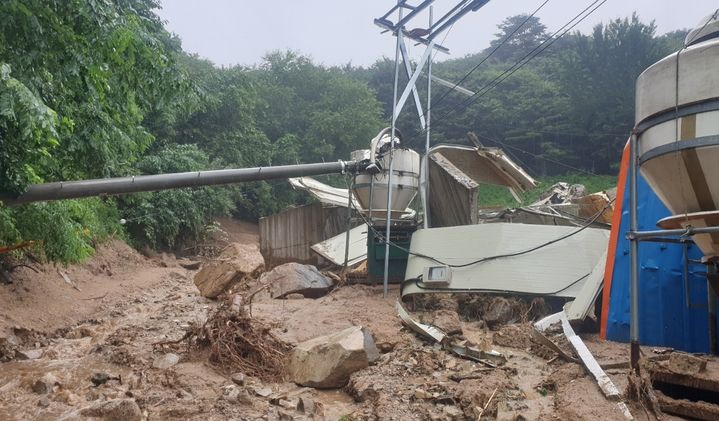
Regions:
[[0, 1, 686, 262]]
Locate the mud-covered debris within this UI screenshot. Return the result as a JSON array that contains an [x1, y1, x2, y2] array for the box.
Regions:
[[262, 263, 333, 299], [193, 243, 265, 298], [32, 373, 58, 394], [80, 398, 142, 421], [428, 309, 463, 336], [152, 352, 180, 369], [289, 326, 380, 388], [484, 297, 516, 328], [186, 303, 290, 381], [668, 352, 707, 375]]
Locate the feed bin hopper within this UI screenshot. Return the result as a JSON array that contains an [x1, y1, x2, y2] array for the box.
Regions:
[[635, 12, 719, 257]]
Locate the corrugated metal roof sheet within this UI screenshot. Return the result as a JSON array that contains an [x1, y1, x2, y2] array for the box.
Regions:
[[310, 224, 368, 266], [428, 144, 537, 192], [288, 177, 361, 209]]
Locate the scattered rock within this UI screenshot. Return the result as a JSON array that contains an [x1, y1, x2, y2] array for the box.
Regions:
[[289, 326, 380, 388], [297, 396, 316, 413], [64, 326, 94, 339], [152, 353, 180, 369], [442, 404, 464, 419], [278, 409, 294, 420], [483, 297, 516, 328], [262, 263, 333, 299], [376, 341, 396, 353], [32, 373, 59, 394], [80, 398, 142, 421], [90, 372, 121, 387], [231, 372, 246, 386], [178, 260, 202, 270], [193, 243, 265, 298], [16, 348, 43, 360], [252, 386, 273, 397], [222, 385, 253, 405], [37, 397, 50, 408], [414, 388, 432, 399], [277, 398, 297, 410], [668, 352, 707, 375], [430, 309, 463, 335]]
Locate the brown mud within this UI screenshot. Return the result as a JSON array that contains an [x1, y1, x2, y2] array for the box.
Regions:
[[0, 219, 693, 420]]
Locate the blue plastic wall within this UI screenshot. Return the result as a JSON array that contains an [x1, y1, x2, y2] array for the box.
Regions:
[[605, 173, 718, 353]]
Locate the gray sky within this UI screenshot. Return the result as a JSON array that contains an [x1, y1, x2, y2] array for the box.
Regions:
[[157, 1, 716, 67]]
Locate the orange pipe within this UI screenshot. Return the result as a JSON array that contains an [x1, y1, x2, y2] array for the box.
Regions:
[[600, 141, 631, 339], [0, 241, 35, 254]]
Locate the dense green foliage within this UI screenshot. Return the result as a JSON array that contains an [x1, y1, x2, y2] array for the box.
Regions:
[[0, 2, 692, 262], [0, 1, 383, 261]]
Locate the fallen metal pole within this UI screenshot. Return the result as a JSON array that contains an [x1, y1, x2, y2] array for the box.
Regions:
[[384, 2, 403, 298], [1, 160, 368, 207]]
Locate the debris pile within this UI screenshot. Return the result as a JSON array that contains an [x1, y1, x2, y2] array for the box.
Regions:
[[641, 352, 719, 420], [186, 301, 291, 381]]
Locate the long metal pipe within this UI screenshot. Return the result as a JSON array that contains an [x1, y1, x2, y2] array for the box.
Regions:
[[423, 6, 433, 230], [629, 131, 640, 372], [1, 160, 367, 207], [384, 3, 404, 298], [632, 226, 719, 239]]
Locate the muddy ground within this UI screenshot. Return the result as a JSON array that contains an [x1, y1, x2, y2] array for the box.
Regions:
[[0, 219, 686, 420]]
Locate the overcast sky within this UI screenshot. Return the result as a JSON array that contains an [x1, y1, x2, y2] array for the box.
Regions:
[[157, 1, 716, 67]]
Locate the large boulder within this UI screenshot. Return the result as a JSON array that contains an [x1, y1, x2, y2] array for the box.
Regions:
[[193, 243, 265, 298], [289, 326, 379, 388], [262, 263, 333, 299], [483, 297, 516, 328]]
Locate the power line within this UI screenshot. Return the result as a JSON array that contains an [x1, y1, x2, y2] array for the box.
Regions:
[[474, 132, 599, 176], [432, 0, 608, 125], [430, 0, 552, 111]]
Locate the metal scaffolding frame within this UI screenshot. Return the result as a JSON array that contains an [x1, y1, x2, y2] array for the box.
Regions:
[[373, 0, 490, 297]]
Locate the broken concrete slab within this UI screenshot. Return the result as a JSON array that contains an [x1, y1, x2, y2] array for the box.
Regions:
[[311, 224, 368, 267], [193, 243, 265, 298], [289, 326, 380, 388], [646, 354, 719, 420], [261, 263, 333, 299], [667, 352, 707, 375]]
